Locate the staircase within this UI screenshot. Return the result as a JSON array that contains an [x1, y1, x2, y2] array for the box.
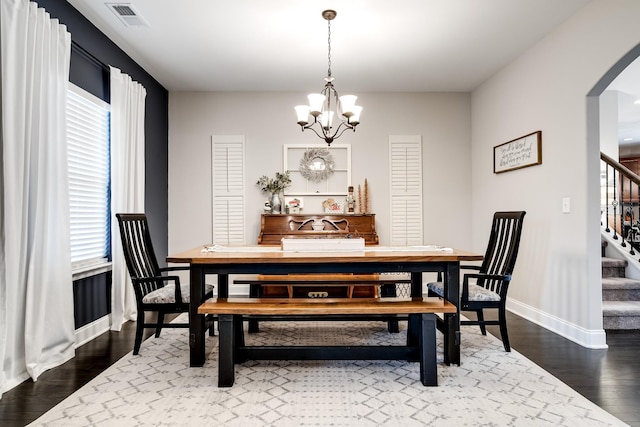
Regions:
[[600, 152, 640, 329], [602, 253, 640, 329]]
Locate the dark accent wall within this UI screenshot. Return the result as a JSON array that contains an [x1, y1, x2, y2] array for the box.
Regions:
[[36, 1, 169, 328], [73, 272, 112, 327]]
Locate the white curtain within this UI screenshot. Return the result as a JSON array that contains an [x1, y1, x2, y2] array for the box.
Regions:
[[109, 66, 146, 331], [0, 0, 74, 397]]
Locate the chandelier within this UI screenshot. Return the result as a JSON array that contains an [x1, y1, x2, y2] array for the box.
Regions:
[[295, 10, 362, 146]]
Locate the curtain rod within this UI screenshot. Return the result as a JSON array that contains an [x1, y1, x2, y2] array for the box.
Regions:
[[71, 40, 110, 72]]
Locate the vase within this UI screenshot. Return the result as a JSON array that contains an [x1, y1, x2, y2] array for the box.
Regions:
[[270, 192, 281, 214]]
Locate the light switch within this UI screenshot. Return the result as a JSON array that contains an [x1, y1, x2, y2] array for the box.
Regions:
[[562, 197, 571, 213]]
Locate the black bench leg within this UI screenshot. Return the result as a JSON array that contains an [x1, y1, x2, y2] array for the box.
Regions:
[[218, 314, 235, 387], [443, 313, 458, 366], [420, 313, 438, 386]]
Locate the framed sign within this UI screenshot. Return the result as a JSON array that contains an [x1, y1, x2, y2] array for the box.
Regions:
[[493, 131, 542, 174]]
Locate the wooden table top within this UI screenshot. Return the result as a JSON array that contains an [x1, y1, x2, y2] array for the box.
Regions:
[[167, 245, 483, 265]]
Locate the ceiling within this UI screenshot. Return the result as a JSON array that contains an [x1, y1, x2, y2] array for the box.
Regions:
[[65, 0, 640, 146], [606, 58, 640, 147], [66, 0, 591, 93]]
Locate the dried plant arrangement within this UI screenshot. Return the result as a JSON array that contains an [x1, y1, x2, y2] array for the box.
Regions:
[[354, 179, 370, 214]]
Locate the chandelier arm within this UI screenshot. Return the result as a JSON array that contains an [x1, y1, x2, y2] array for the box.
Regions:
[[301, 123, 328, 140], [330, 122, 356, 141]]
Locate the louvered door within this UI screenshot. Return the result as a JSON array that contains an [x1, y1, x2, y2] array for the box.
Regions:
[[211, 135, 245, 244], [389, 135, 423, 245]]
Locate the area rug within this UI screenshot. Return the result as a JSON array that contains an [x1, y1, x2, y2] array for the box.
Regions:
[[30, 316, 626, 427]]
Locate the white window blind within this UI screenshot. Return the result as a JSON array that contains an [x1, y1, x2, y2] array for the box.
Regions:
[[389, 135, 423, 245], [211, 135, 245, 244], [67, 84, 110, 267]]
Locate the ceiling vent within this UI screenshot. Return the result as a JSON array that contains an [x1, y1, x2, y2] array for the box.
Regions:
[[106, 3, 149, 27]]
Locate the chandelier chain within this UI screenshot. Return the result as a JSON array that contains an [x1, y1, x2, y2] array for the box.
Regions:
[[327, 19, 332, 77]]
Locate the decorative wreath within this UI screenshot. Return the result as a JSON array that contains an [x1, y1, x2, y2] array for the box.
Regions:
[[299, 148, 335, 183]]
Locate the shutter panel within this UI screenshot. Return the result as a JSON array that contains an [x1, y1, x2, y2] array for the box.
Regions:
[[389, 136, 423, 246], [212, 136, 245, 245]]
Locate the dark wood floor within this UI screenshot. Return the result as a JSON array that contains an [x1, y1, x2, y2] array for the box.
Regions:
[[1, 313, 639, 427]]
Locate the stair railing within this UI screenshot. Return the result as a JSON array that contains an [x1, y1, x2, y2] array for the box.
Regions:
[[601, 152, 640, 259]]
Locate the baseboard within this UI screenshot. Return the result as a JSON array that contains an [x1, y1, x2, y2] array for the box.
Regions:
[[74, 315, 112, 348], [507, 298, 608, 349]]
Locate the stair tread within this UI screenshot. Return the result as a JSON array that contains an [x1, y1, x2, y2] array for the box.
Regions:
[[602, 277, 640, 288], [602, 257, 628, 267], [603, 300, 640, 316]]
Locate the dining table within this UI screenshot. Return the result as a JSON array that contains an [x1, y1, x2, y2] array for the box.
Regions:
[[166, 244, 483, 367]]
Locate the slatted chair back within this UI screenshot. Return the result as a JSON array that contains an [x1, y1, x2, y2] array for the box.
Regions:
[[477, 211, 526, 299], [116, 213, 163, 301]]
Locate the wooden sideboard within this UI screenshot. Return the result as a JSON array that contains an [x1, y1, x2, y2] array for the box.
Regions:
[[255, 213, 380, 298], [257, 213, 379, 246]]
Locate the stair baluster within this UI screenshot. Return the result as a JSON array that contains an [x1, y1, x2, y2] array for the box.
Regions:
[[612, 167, 618, 240], [605, 165, 610, 233], [628, 174, 636, 256], [620, 174, 626, 247]]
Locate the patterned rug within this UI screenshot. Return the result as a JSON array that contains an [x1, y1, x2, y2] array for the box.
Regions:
[[30, 316, 627, 426]]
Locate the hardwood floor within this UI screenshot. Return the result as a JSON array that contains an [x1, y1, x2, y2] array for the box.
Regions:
[[1, 313, 639, 426], [505, 314, 640, 426]]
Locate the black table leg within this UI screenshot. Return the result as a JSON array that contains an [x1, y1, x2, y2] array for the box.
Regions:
[[189, 265, 205, 367], [248, 284, 260, 333], [218, 273, 229, 297], [443, 262, 461, 366], [420, 313, 438, 386], [380, 284, 399, 333], [218, 314, 235, 387]]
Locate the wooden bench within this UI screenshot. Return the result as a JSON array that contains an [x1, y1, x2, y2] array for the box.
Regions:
[[198, 297, 457, 387]]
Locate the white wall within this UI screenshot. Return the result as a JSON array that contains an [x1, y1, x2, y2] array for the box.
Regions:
[[168, 92, 472, 254], [471, 0, 640, 347]]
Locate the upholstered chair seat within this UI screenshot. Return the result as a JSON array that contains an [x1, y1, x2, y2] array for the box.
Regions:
[[142, 283, 215, 304], [427, 282, 501, 302]]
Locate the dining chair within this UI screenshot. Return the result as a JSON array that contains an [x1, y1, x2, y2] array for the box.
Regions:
[[427, 211, 526, 352], [116, 213, 214, 355]]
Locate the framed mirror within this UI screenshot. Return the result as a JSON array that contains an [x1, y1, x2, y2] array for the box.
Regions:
[[299, 147, 335, 183], [284, 144, 351, 196]]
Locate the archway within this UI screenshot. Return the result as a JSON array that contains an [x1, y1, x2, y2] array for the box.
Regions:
[[587, 42, 640, 339]]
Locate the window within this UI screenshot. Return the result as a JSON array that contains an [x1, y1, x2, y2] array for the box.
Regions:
[[67, 84, 111, 273]]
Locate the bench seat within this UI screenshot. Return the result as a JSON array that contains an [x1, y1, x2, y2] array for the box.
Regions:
[[198, 297, 456, 387]]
